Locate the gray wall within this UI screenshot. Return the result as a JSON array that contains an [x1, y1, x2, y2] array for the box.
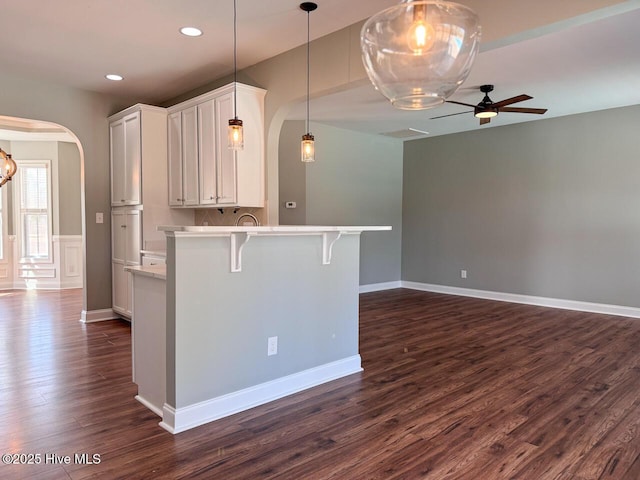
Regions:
[[402, 105, 640, 308], [279, 121, 403, 286], [278, 120, 307, 225], [0, 70, 134, 312], [167, 233, 360, 407], [58, 142, 82, 235]]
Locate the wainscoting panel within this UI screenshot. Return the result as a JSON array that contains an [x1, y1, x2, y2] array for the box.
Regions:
[[4, 235, 83, 290]]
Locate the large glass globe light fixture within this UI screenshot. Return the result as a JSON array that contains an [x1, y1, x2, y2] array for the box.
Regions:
[[361, 0, 481, 110]]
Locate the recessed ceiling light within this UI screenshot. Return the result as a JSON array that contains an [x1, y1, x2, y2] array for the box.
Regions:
[[105, 74, 123, 81], [180, 26, 203, 37]]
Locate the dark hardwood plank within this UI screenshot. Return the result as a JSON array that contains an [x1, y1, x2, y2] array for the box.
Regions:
[[2, 288, 640, 479]]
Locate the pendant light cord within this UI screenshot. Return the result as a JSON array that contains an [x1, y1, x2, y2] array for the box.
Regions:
[[306, 8, 310, 133], [233, 0, 238, 119]]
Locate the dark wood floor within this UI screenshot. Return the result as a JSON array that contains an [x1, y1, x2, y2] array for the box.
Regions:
[[2, 288, 640, 479]]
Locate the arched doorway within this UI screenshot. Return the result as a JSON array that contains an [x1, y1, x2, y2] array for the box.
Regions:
[[0, 116, 85, 293]]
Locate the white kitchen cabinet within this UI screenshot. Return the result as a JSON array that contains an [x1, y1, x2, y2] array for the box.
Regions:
[[110, 111, 141, 206], [109, 104, 192, 320], [141, 254, 166, 266], [168, 107, 199, 206], [111, 209, 141, 318], [168, 82, 266, 208], [198, 96, 236, 205]]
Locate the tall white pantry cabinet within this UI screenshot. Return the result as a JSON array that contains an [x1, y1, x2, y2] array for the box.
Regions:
[[109, 104, 191, 319]]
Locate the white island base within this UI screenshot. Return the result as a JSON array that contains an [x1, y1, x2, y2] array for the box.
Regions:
[[128, 225, 390, 434]]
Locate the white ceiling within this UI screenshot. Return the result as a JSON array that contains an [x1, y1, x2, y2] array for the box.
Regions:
[[0, 1, 639, 140], [289, 4, 640, 138], [0, 0, 397, 104]]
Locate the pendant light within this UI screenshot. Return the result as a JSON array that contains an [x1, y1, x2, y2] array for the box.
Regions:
[[361, 0, 481, 110], [300, 2, 317, 163], [228, 0, 244, 150], [0, 148, 17, 187]]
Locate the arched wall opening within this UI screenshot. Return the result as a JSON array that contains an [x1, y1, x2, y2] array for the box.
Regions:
[[0, 115, 86, 293]]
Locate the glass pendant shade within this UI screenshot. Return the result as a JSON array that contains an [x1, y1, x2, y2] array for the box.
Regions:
[[361, 0, 481, 110], [228, 118, 244, 151], [0, 149, 17, 187], [301, 133, 315, 163]]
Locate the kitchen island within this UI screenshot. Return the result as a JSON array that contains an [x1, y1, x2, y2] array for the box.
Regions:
[[128, 225, 390, 434]]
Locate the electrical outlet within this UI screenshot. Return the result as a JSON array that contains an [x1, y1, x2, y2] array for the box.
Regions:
[[267, 336, 278, 356], [461, 269, 467, 279], [96, 212, 104, 224]]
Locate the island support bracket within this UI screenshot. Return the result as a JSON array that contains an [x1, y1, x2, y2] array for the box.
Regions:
[[230, 232, 251, 272], [230, 230, 345, 272], [322, 231, 343, 265]]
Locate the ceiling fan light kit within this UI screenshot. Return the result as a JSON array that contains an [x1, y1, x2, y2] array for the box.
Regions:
[[360, 0, 481, 110], [432, 84, 548, 125]]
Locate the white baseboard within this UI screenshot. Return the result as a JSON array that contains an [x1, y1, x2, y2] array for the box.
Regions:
[[159, 355, 362, 434], [135, 395, 163, 418], [359, 281, 402, 293], [402, 281, 640, 319], [80, 308, 119, 323]]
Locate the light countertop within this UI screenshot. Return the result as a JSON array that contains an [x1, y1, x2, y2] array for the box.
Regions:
[[140, 250, 166, 257], [125, 264, 166, 280], [158, 225, 392, 236]]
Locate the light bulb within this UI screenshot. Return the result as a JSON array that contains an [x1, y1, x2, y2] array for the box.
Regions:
[[407, 4, 434, 53], [408, 20, 435, 53], [228, 118, 244, 150], [301, 133, 315, 163]]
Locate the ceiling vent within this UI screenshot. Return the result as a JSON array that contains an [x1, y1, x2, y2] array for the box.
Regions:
[[381, 128, 429, 139]]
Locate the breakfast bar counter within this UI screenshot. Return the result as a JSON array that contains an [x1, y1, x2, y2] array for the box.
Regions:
[[128, 225, 390, 434]]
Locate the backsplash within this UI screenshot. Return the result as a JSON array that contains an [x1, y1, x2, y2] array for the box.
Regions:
[[195, 207, 266, 226]]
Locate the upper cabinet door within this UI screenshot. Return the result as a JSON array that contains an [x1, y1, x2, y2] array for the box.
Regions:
[[110, 118, 126, 206], [215, 92, 238, 205], [197, 99, 217, 205], [181, 106, 200, 206], [110, 111, 141, 206], [124, 112, 141, 204], [167, 111, 183, 206]]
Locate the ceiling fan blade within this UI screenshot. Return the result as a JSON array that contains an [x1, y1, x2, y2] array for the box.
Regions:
[[479, 117, 491, 125], [446, 100, 478, 109], [430, 110, 473, 119], [492, 94, 533, 108], [499, 107, 548, 114]]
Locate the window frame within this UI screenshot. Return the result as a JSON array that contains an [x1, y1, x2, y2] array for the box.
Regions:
[[13, 159, 54, 264]]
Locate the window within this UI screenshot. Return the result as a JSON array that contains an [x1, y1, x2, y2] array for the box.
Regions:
[[16, 161, 52, 261]]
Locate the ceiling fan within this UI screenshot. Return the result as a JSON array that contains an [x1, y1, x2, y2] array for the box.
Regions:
[[431, 84, 548, 125]]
